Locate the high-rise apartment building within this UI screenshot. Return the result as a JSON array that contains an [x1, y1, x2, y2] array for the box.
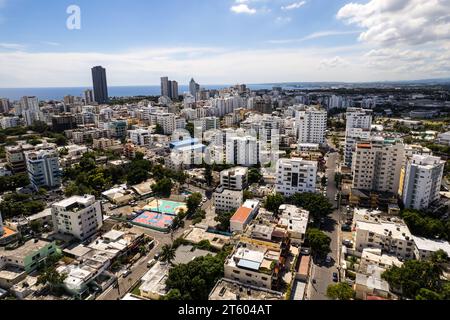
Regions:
[[402, 155, 445, 210], [25, 149, 62, 190], [83, 89, 94, 105], [275, 158, 318, 197], [352, 137, 405, 194], [189, 78, 200, 97], [160, 77, 179, 100], [345, 108, 373, 167], [91, 66, 109, 104], [52, 195, 103, 241], [295, 105, 327, 145], [0, 98, 10, 114]]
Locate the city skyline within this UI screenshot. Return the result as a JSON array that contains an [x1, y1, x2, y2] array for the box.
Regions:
[[0, 0, 449, 87]]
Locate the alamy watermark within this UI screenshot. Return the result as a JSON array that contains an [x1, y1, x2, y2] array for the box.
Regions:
[[66, 5, 81, 30]]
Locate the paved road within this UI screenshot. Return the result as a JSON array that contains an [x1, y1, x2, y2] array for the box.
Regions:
[[307, 151, 342, 300]]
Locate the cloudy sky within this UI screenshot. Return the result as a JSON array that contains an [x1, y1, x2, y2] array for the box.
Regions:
[[0, 0, 449, 87]]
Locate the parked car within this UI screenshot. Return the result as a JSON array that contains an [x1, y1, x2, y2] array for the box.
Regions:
[[341, 224, 352, 232], [342, 240, 353, 248], [333, 272, 339, 282], [122, 269, 132, 278], [325, 256, 332, 264], [147, 259, 156, 268]]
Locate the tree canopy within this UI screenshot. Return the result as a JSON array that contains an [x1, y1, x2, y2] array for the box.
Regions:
[[306, 228, 331, 259], [289, 193, 333, 220], [327, 283, 355, 300], [264, 193, 285, 213]]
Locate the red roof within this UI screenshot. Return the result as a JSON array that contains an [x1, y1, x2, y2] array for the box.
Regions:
[[230, 206, 253, 224]]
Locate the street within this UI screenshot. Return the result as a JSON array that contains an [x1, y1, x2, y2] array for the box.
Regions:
[[96, 192, 213, 300], [307, 150, 342, 300]]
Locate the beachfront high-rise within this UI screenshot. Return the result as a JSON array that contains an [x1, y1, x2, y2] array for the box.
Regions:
[[91, 66, 109, 104]]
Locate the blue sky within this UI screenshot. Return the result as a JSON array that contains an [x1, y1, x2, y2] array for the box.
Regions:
[[0, 0, 449, 87]]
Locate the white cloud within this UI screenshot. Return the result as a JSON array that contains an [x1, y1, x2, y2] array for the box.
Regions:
[[275, 16, 292, 24], [337, 0, 450, 46], [281, 1, 306, 11], [41, 41, 61, 47], [0, 43, 26, 50], [231, 4, 257, 14], [267, 30, 360, 44], [1, 45, 446, 88]]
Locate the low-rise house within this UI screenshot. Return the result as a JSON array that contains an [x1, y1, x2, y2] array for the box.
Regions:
[[139, 261, 170, 300], [412, 236, 450, 260], [278, 205, 309, 245], [213, 187, 243, 213], [355, 265, 392, 300], [209, 278, 283, 300], [230, 200, 260, 233]]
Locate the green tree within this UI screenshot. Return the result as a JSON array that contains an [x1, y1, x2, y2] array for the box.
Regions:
[[382, 260, 442, 299], [327, 283, 355, 300], [215, 211, 234, 231], [185, 123, 194, 137], [416, 288, 442, 300], [160, 245, 176, 265], [152, 178, 173, 197], [186, 193, 203, 216], [290, 193, 333, 220], [248, 168, 262, 184], [164, 289, 183, 300], [306, 228, 331, 259], [264, 193, 285, 214], [155, 124, 164, 135], [37, 267, 67, 294]]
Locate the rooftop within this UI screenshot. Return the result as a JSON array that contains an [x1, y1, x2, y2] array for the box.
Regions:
[[230, 207, 253, 224], [139, 261, 170, 296], [209, 278, 283, 300], [6, 239, 53, 260], [412, 236, 450, 255]]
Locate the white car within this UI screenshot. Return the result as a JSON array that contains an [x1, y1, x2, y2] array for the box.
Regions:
[[121, 269, 132, 278]]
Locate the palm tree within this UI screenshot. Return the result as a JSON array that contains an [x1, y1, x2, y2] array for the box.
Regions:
[[160, 245, 176, 265]]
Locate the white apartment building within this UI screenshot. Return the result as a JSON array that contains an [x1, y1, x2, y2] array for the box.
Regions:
[[295, 105, 327, 145], [225, 135, 259, 167], [345, 108, 373, 133], [213, 187, 244, 213], [344, 108, 373, 167], [352, 137, 405, 195], [25, 149, 61, 190], [0, 116, 21, 129], [344, 128, 371, 167], [220, 167, 249, 191], [128, 129, 152, 147], [155, 113, 176, 135], [402, 155, 445, 210], [278, 205, 309, 245], [275, 158, 318, 197], [412, 236, 450, 261], [224, 244, 280, 290], [355, 220, 415, 260], [193, 117, 220, 132], [404, 144, 432, 163], [437, 131, 450, 146], [52, 195, 103, 241]]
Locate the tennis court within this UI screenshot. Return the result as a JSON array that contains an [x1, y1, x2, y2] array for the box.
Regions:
[[143, 199, 187, 216], [132, 211, 175, 230]]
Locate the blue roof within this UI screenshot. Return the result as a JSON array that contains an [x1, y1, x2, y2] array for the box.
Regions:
[[237, 259, 261, 271], [170, 138, 199, 149]]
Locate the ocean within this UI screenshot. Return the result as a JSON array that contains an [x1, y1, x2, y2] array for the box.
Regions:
[[0, 84, 285, 101]]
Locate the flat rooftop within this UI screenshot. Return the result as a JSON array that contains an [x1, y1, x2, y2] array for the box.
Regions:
[[209, 278, 283, 300], [6, 239, 53, 259], [173, 245, 216, 265]]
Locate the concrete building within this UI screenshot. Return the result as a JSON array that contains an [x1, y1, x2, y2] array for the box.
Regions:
[[355, 220, 414, 260], [193, 117, 220, 132], [213, 187, 244, 213], [402, 155, 445, 210], [91, 66, 109, 104], [0, 240, 58, 273], [139, 261, 170, 300], [437, 131, 450, 146], [225, 135, 259, 167], [412, 236, 450, 260], [220, 167, 249, 191], [108, 120, 128, 139], [275, 158, 318, 197], [295, 105, 327, 145], [344, 108, 373, 167], [278, 205, 309, 245], [230, 200, 260, 233], [352, 137, 405, 195], [0, 116, 20, 129], [6, 142, 35, 173], [128, 129, 152, 147], [224, 243, 280, 290], [25, 148, 62, 190], [209, 278, 283, 300], [52, 195, 103, 241]]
